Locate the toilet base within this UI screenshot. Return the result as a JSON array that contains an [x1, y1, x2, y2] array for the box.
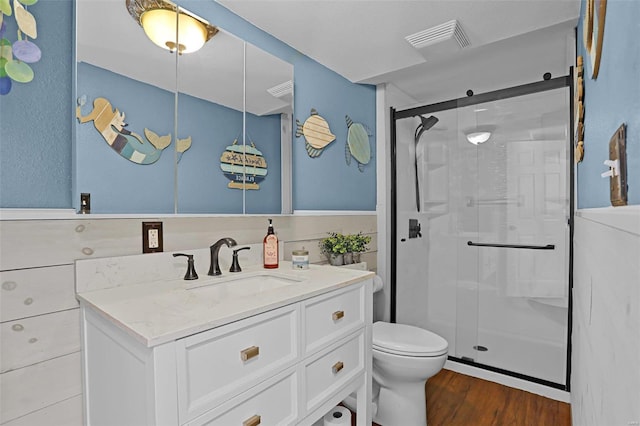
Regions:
[[342, 381, 428, 426], [341, 392, 378, 419], [374, 381, 427, 426]]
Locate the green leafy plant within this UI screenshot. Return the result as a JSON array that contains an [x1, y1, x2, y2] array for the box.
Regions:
[[349, 232, 371, 253], [320, 232, 370, 256], [319, 232, 348, 255]]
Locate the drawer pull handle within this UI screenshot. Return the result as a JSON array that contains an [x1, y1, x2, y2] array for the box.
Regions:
[[243, 414, 261, 426], [332, 310, 345, 321], [240, 346, 260, 361], [332, 361, 344, 374]]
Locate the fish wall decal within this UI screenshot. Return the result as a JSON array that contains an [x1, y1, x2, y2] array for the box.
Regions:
[[345, 115, 372, 172], [296, 108, 335, 158], [76, 96, 190, 165]]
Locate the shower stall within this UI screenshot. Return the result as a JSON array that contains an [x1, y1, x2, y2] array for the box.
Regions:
[[391, 77, 572, 389]]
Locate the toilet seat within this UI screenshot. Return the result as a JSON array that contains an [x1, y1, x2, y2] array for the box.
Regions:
[[372, 321, 448, 357]]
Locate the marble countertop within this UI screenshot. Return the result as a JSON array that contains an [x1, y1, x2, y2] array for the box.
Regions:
[[77, 261, 373, 347]]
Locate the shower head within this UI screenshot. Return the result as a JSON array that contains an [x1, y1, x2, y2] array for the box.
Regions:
[[420, 115, 439, 131], [414, 115, 439, 143], [413, 114, 439, 213]]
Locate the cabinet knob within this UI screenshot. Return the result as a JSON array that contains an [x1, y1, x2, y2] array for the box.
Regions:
[[243, 414, 261, 426], [240, 345, 260, 361], [332, 361, 344, 374], [332, 310, 344, 321]]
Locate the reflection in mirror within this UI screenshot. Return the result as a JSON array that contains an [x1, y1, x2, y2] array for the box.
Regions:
[[76, 0, 178, 213], [74, 0, 293, 215], [244, 42, 293, 214], [176, 28, 245, 213]]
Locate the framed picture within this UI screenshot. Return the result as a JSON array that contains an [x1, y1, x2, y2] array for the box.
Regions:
[[588, 0, 607, 78], [573, 56, 585, 163], [583, 0, 593, 51]]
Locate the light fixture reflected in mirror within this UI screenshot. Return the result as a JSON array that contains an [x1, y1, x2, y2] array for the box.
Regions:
[[466, 131, 491, 145], [126, 0, 218, 54]]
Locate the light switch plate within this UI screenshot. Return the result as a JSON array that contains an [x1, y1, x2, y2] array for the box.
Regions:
[[80, 193, 91, 214], [608, 124, 627, 207], [142, 222, 163, 253]]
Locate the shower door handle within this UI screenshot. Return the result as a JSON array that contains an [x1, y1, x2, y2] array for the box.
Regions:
[[409, 219, 422, 238], [467, 241, 555, 250]]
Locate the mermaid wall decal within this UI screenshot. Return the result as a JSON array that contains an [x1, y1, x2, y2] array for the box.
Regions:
[[76, 96, 192, 165]]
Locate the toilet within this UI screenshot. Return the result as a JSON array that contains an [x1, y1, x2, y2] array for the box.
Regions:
[[372, 321, 448, 425], [343, 274, 449, 426]]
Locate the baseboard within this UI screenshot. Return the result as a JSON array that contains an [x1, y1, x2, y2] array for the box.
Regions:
[[444, 360, 570, 403]]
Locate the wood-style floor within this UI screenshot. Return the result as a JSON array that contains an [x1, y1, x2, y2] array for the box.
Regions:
[[350, 369, 571, 426]]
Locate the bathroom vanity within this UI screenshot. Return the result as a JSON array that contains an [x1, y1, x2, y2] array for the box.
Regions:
[[76, 251, 373, 425]]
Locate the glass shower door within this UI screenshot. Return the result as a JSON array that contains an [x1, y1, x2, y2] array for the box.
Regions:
[[394, 82, 570, 388], [459, 87, 570, 385], [395, 108, 464, 356]]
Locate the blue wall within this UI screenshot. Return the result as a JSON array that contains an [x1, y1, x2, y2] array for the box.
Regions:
[[1, 0, 377, 211], [0, 0, 73, 208], [576, 0, 639, 207]]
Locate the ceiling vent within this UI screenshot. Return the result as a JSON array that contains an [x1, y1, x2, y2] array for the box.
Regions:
[[405, 20, 470, 58], [267, 80, 293, 100]]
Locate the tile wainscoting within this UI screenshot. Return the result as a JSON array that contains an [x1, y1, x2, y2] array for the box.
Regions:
[[571, 207, 640, 425]]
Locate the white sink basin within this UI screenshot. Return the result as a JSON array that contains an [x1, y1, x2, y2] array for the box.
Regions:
[[185, 271, 303, 299]]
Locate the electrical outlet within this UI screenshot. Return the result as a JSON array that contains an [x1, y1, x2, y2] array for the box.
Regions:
[[142, 222, 163, 253], [148, 229, 159, 249]]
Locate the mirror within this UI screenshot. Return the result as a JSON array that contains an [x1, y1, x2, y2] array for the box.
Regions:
[[175, 26, 245, 214], [75, 0, 293, 214], [244, 42, 293, 214]]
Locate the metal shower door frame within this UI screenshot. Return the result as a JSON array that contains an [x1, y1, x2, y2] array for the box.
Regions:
[[390, 73, 575, 391]]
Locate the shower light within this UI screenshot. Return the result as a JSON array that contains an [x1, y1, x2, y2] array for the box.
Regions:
[[466, 131, 491, 145]]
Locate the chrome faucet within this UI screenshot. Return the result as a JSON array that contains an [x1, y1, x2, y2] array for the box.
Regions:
[[208, 237, 237, 276]]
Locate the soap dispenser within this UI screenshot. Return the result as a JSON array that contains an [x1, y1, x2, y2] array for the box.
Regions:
[[263, 219, 279, 269]]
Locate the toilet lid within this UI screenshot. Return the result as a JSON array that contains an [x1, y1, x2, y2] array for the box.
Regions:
[[372, 322, 448, 357]]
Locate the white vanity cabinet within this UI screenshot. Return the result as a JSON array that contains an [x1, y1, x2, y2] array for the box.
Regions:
[[79, 270, 372, 426]]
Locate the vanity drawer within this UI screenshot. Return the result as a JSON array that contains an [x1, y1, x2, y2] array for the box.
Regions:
[[177, 304, 299, 423], [303, 283, 365, 355], [304, 330, 365, 413], [187, 368, 298, 426]]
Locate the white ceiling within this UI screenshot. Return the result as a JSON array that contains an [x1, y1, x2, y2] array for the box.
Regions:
[[217, 0, 581, 106]]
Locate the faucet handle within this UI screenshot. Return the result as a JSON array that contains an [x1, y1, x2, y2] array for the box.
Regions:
[[230, 247, 251, 273], [173, 253, 198, 280]]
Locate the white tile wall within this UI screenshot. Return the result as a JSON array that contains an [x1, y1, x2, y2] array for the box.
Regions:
[[571, 207, 640, 425]]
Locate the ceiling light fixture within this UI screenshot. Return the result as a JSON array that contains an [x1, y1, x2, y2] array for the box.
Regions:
[[466, 106, 493, 145], [466, 131, 491, 145], [126, 0, 218, 54]]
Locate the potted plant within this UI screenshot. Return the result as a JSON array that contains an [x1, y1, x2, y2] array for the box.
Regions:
[[349, 232, 371, 263], [319, 232, 348, 266], [343, 236, 355, 265]]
